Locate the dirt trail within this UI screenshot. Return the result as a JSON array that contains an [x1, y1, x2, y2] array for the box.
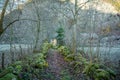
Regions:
[[46, 49, 68, 79]]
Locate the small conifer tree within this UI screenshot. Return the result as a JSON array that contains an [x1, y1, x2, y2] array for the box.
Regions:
[[56, 27, 64, 46]]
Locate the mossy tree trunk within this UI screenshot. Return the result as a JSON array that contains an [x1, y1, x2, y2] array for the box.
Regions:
[[0, 0, 10, 36]]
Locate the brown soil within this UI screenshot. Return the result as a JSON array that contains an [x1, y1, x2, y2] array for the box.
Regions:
[[46, 49, 68, 79]]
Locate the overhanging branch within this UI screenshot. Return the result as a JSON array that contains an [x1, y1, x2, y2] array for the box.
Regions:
[[0, 18, 38, 36]]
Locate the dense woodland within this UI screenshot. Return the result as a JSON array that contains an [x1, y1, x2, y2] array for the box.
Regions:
[[0, 0, 120, 80]]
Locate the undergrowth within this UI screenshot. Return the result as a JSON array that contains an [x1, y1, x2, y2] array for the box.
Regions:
[[0, 42, 116, 80]]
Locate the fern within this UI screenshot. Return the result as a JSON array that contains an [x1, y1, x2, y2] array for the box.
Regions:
[[58, 46, 70, 57], [42, 41, 53, 54], [83, 63, 116, 80]]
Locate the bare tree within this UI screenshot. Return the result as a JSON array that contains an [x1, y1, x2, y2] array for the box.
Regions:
[[32, 0, 41, 51], [52, 0, 90, 54]]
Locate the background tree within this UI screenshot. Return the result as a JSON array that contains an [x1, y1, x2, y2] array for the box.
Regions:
[[52, 0, 90, 54]]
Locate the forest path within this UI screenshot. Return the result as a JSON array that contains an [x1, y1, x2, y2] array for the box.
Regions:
[[46, 49, 68, 80]]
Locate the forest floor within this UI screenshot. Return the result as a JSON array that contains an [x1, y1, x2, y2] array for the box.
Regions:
[[46, 49, 71, 80], [0, 45, 120, 80]]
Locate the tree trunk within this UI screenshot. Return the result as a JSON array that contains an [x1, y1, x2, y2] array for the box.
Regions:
[[0, 0, 10, 36], [72, 0, 78, 54], [1, 53, 5, 69], [33, 1, 41, 51]]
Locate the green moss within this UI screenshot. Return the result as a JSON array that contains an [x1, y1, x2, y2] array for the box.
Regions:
[[60, 70, 71, 80], [0, 73, 17, 80]]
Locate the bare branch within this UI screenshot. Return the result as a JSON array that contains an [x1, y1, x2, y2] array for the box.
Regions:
[[0, 18, 37, 36], [51, 7, 71, 19], [77, 0, 90, 15], [65, 7, 75, 18]]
